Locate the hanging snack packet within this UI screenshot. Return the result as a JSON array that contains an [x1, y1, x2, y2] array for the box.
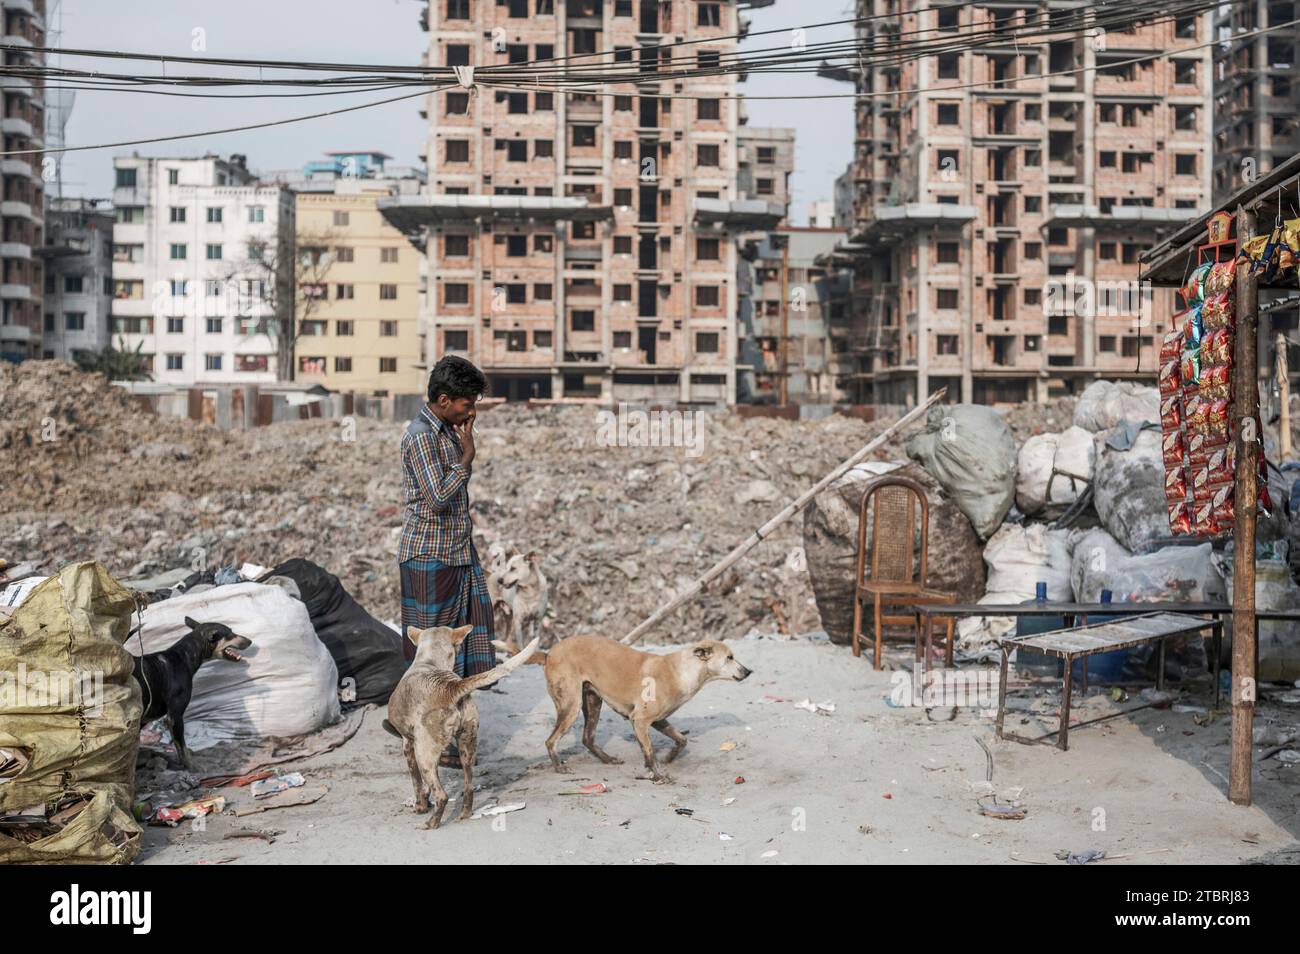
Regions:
[[1168, 501, 1193, 536], [1159, 358, 1181, 396]]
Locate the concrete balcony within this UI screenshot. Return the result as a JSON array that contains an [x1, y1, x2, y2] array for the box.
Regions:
[[0, 117, 31, 137], [0, 241, 31, 258], [2, 0, 37, 14], [0, 76, 32, 96], [0, 158, 33, 178], [0, 282, 31, 299], [0, 321, 31, 341], [2, 32, 31, 48], [0, 200, 31, 218]]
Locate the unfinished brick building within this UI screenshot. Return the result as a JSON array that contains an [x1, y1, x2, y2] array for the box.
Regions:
[[839, 2, 1213, 405], [1212, 1, 1300, 202], [388, 0, 759, 405]]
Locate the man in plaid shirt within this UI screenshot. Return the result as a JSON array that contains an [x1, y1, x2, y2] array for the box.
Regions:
[[398, 355, 495, 767]]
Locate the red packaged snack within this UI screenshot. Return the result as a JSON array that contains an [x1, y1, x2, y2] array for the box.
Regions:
[[1211, 485, 1235, 526], [1190, 461, 1233, 501], [1187, 431, 1228, 466], [1206, 258, 1237, 295], [1185, 394, 1209, 433], [1160, 327, 1185, 363], [1196, 363, 1231, 399], [1161, 429, 1185, 467], [1201, 329, 1233, 366], [1196, 398, 1230, 438], [1165, 466, 1188, 501], [1160, 395, 1182, 430], [1159, 359, 1181, 396], [1168, 501, 1192, 535], [1193, 501, 1218, 536]]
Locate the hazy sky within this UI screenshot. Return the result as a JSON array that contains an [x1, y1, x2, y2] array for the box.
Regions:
[[56, 0, 854, 224]]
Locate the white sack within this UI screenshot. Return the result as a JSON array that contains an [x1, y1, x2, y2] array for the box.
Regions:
[[1093, 427, 1167, 552], [131, 582, 340, 749], [1068, 527, 1131, 603], [957, 524, 1073, 649], [905, 404, 1016, 539], [1073, 380, 1159, 432], [1016, 426, 1095, 515]]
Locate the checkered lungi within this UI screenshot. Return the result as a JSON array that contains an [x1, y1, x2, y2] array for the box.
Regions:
[[398, 556, 496, 675]]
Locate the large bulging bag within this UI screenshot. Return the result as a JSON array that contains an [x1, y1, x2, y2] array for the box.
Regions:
[[905, 404, 1016, 540], [131, 582, 340, 749], [0, 562, 143, 864]]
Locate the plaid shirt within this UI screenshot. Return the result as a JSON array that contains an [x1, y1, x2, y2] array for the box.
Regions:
[[399, 405, 475, 565]]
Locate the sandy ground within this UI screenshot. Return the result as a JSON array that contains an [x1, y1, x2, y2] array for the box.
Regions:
[[137, 637, 1300, 865]]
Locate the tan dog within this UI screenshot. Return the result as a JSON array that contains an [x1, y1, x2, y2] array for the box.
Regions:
[[499, 552, 550, 648], [383, 625, 539, 828], [532, 635, 752, 783]]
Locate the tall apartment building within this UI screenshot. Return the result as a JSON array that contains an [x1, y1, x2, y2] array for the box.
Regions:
[[841, 3, 1212, 405], [41, 197, 113, 361], [737, 227, 849, 403], [0, 0, 46, 362], [737, 127, 795, 219], [1212, 1, 1300, 203], [264, 151, 427, 395], [385, 0, 762, 404], [110, 155, 294, 384]]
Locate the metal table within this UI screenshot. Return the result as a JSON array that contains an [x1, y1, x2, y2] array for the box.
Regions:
[[993, 612, 1225, 750]]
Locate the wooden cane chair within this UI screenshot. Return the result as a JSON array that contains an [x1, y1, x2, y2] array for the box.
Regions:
[[851, 475, 955, 670]]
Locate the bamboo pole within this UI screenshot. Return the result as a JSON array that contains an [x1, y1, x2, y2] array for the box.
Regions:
[[1278, 333, 1291, 459], [1230, 205, 1259, 806], [620, 388, 947, 645]]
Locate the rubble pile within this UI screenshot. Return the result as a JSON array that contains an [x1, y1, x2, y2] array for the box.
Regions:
[[6, 362, 929, 642]]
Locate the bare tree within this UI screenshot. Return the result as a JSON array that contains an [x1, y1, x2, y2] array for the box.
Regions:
[[223, 226, 336, 381]]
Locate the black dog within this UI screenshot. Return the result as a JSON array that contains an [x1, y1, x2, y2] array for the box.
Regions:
[[132, 616, 252, 770]]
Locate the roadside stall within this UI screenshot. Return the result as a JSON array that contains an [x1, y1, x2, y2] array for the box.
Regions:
[[1138, 152, 1300, 806]]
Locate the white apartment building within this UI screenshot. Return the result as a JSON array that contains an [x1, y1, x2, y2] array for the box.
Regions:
[[42, 197, 114, 360], [110, 154, 294, 384]]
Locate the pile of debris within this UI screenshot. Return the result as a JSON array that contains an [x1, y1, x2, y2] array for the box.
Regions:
[[2, 362, 908, 642]]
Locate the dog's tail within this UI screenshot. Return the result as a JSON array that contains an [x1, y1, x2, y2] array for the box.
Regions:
[[455, 637, 542, 701], [492, 638, 547, 665]]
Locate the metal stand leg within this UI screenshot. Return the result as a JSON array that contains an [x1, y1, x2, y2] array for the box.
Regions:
[[1059, 656, 1073, 751], [1156, 638, 1166, 692], [1212, 620, 1223, 709], [924, 614, 934, 674], [996, 645, 1010, 740]]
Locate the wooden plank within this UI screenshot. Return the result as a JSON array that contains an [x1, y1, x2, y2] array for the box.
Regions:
[[1230, 205, 1260, 807], [1005, 613, 1216, 657]]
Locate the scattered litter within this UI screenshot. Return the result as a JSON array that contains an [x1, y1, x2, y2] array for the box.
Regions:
[[1155, 724, 1167, 733], [223, 828, 280, 844], [150, 807, 185, 827], [1172, 703, 1208, 715], [251, 773, 306, 798], [1277, 750, 1300, 764], [882, 793, 892, 799], [471, 802, 526, 819], [723, 797, 736, 806], [674, 808, 695, 817], [978, 800, 1026, 820], [758, 694, 790, 704], [719, 741, 738, 752], [175, 795, 225, 819], [858, 825, 874, 835], [718, 832, 733, 841], [201, 769, 275, 789], [794, 698, 836, 715], [559, 783, 608, 796], [1140, 688, 1175, 708], [760, 849, 778, 858], [1110, 688, 1128, 703], [1057, 848, 1107, 865], [734, 776, 745, 785]]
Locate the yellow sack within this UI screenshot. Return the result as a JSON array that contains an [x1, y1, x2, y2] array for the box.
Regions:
[[0, 562, 143, 864]]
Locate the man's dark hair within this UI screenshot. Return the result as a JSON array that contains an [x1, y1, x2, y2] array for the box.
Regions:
[[427, 354, 487, 403]]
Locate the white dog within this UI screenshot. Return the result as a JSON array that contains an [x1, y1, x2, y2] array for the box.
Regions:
[[499, 552, 550, 649]]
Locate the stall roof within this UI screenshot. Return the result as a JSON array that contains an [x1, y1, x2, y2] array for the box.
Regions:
[[1139, 152, 1300, 287]]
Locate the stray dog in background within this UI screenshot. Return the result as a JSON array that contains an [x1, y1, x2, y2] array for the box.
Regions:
[[384, 625, 539, 828], [499, 552, 550, 648], [520, 635, 751, 783], [132, 616, 252, 770]]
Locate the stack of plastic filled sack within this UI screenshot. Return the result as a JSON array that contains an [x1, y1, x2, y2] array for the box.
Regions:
[[0, 563, 143, 864]]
